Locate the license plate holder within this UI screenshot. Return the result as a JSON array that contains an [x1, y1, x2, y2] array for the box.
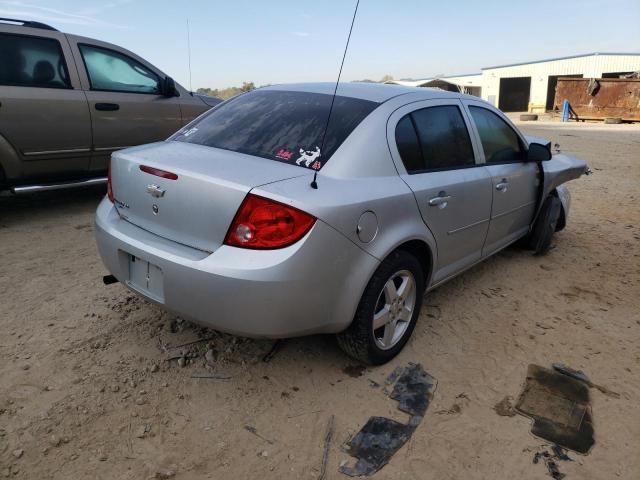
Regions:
[[127, 254, 164, 302]]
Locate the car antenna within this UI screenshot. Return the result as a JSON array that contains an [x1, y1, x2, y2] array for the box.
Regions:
[[186, 18, 193, 95], [311, 0, 360, 190]]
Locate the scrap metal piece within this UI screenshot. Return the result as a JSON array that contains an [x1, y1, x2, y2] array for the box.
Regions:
[[552, 363, 590, 383], [244, 425, 274, 445], [553, 362, 620, 398], [340, 363, 437, 477], [262, 339, 284, 363], [318, 415, 335, 480]]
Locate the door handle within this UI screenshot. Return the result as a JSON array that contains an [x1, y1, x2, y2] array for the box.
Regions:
[[95, 103, 120, 111], [496, 179, 509, 192], [428, 192, 452, 208]]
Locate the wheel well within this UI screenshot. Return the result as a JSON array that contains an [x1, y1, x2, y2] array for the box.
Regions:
[[395, 240, 433, 286]]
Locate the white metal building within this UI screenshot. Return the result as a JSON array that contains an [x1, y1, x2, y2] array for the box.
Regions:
[[388, 52, 640, 112]]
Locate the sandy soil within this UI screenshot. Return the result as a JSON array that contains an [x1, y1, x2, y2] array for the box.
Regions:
[[1, 123, 639, 479]]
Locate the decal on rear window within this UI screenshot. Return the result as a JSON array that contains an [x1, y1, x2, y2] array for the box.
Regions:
[[275, 148, 294, 161], [296, 146, 321, 168]]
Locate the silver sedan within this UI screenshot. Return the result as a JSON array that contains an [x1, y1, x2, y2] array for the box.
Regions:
[[95, 83, 587, 364]]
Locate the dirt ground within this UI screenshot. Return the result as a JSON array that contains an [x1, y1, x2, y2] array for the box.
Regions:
[[1, 122, 639, 480]]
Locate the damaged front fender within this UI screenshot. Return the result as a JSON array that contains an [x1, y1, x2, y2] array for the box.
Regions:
[[535, 153, 588, 223]]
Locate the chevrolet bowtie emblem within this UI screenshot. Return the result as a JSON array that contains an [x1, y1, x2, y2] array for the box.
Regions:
[[146, 184, 165, 198]]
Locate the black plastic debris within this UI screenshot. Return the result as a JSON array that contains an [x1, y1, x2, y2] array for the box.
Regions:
[[340, 363, 436, 477], [516, 364, 595, 454], [390, 363, 433, 417], [533, 445, 572, 480]]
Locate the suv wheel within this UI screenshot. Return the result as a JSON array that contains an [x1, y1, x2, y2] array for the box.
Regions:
[[337, 250, 424, 365]]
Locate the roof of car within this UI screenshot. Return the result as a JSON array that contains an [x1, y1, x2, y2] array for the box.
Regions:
[[262, 82, 466, 103]]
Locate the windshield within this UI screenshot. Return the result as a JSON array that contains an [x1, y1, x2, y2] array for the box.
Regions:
[[172, 89, 379, 170]]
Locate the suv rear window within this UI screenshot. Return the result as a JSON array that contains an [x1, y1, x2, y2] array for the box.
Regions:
[[173, 90, 379, 170]]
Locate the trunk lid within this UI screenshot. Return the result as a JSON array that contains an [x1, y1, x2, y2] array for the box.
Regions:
[[110, 141, 306, 252]]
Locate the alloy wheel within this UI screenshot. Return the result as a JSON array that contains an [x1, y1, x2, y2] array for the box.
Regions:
[[372, 269, 416, 350]]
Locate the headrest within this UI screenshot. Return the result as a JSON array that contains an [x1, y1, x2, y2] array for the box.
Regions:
[[33, 60, 55, 84]]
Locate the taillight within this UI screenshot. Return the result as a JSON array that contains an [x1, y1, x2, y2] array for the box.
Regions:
[[224, 194, 316, 249], [107, 159, 114, 203]]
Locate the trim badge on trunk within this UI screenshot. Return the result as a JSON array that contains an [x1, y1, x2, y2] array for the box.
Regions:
[[146, 184, 165, 198]]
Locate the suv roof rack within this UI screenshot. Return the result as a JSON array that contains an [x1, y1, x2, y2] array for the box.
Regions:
[[0, 17, 59, 31]]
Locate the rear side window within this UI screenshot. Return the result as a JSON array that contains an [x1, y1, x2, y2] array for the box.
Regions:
[[395, 105, 475, 173], [395, 116, 422, 173], [468, 106, 524, 163], [173, 90, 379, 170], [79, 45, 159, 94], [0, 33, 70, 88]]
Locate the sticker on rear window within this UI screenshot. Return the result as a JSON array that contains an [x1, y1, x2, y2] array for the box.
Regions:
[[296, 146, 321, 168], [275, 148, 294, 161]]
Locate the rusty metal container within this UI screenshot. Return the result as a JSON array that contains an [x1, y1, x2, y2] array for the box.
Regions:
[[554, 77, 640, 121]]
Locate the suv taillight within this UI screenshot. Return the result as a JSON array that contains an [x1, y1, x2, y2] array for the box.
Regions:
[[224, 194, 316, 249], [107, 159, 114, 203]]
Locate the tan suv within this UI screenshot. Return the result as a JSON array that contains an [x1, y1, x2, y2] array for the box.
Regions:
[[0, 18, 221, 193]]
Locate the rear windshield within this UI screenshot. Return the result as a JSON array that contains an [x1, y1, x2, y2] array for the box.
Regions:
[[172, 90, 379, 170]]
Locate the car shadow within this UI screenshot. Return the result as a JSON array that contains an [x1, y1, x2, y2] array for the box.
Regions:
[[0, 185, 105, 227]]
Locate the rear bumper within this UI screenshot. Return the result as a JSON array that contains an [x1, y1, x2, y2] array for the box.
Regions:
[[95, 198, 378, 338]]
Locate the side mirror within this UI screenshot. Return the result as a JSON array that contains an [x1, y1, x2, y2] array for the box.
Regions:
[[161, 76, 178, 97], [527, 142, 552, 161]]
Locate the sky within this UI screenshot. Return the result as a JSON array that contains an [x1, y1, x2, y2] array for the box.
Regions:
[[1, 0, 639, 90]]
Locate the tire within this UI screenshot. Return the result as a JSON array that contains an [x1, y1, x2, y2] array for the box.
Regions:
[[520, 114, 538, 121], [528, 195, 562, 255], [337, 250, 425, 365], [604, 117, 622, 124]]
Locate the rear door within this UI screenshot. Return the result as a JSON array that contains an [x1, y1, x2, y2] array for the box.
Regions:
[[388, 99, 493, 284], [0, 28, 91, 180], [69, 38, 182, 173], [464, 101, 538, 255]]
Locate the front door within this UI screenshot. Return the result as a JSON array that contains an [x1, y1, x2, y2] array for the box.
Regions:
[[465, 102, 539, 255], [0, 30, 91, 180], [74, 43, 182, 173], [389, 100, 493, 283]]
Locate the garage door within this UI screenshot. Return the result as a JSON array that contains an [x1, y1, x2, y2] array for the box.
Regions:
[[498, 77, 531, 112]]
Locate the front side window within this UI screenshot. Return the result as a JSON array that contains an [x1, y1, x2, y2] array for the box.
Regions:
[[469, 106, 524, 163], [0, 33, 70, 88], [395, 105, 475, 173], [173, 90, 379, 170], [79, 45, 159, 94]]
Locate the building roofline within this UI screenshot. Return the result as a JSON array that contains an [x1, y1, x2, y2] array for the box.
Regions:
[[391, 72, 481, 84], [482, 52, 640, 70], [440, 72, 481, 78]]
